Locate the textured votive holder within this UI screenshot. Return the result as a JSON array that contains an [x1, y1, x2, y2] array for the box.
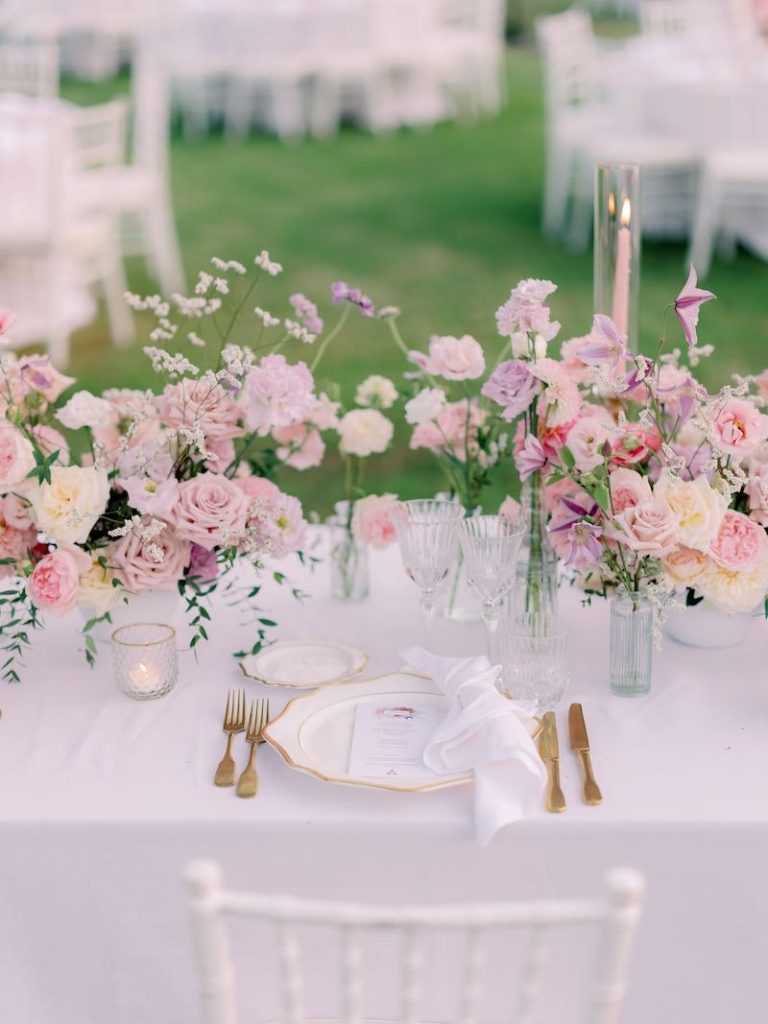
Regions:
[[111, 622, 178, 701]]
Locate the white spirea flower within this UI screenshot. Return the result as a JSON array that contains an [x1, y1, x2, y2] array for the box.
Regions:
[[355, 375, 398, 410], [254, 307, 280, 327], [211, 257, 246, 275], [284, 318, 316, 344], [143, 347, 199, 378], [338, 409, 394, 457], [405, 387, 446, 425], [188, 332, 206, 348], [57, 391, 114, 430], [29, 466, 110, 545], [255, 250, 283, 276]]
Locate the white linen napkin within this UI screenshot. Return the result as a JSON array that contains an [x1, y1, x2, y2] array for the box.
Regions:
[[401, 647, 547, 845]]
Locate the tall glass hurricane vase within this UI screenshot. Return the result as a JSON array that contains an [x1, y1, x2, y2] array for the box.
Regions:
[[515, 472, 559, 617], [393, 500, 465, 648], [610, 591, 653, 697]]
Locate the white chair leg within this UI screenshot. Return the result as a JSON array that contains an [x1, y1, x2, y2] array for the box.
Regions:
[[543, 137, 571, 238], [47, 327, 71, 369], [688, 173, 722, 278], [145, 189, 185, 295], [566, 151, 593, 252], [101, 242, 133, 347]]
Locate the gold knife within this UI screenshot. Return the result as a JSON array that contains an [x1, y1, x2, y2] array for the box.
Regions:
[[539, 711, 566, 813], [568, 703, 603, 805]]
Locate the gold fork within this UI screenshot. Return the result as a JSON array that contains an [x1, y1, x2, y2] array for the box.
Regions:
[[214, 689, 246, 787], [236, 699, 270, 799]]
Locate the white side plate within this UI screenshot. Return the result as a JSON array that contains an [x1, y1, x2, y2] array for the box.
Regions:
[[240, 639, 368, 689]]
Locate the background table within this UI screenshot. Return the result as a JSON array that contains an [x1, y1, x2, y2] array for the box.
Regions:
[[1, 531, 767, 1023]]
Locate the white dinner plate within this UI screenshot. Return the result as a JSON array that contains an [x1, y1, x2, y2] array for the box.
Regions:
[[239, 639, 368, 689]]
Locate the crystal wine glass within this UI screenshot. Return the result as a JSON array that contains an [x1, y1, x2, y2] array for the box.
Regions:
[[496, 613, 569, 713], [392, 499, 466, 647], [459, 513, 526, 661]]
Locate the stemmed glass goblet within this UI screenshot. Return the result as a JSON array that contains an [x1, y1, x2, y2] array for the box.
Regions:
[[459, 513, 527, 662], [392, 499, 466, 648]]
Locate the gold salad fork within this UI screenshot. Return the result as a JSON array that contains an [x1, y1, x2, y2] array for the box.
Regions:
[[214, 689, 246, 787], [236, 699, 270, 799]]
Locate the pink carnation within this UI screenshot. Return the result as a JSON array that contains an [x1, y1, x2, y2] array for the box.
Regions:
[[160, 378, 244, 443], [245, 354, 316, 435], [565, 416, 611, 472], [273, 422, 326, 470], [410, 399, 484, 463], [174, 475, 249, 550], [709, 509, 768, 571], [111, 518, 191, 593], [27, 549, 81, 614], [423, 334, 485, 381], [352, 494, 398, 549], [611, 424, 661, 467], [711, 398, 768, 457]]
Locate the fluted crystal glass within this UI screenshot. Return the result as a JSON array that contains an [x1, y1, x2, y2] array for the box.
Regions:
[[496, 613, 569, 713], [112, 623, 178, 700], [610, 592, 653, 696], [460, 514, 526, 661], [393, 499, 465, 646]]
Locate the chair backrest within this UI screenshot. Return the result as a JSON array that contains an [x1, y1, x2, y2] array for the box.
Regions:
[[184, 860, 645, 1024], [64, 98, 129, 174], [0, 99, 62, 243], [130, 44, 171, 172], [0, 39, 58, 98], [535, 10, 602, 117]]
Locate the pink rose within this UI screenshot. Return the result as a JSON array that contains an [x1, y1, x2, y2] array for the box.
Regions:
[[244, 354, 316, 434], [273, 422, 325, 470], [123, 476, 180, 519], [422, 334, 485, 381], [565, 416, 611, 472], [709, 509, 768, 571], [608, 467, 653, 516], [0, 424, 35, 490], [663, 545, 710, 587], [2, 492, 34, 531], [27, 549, 81, 614], [607, 499, 679, 557], [610, 424, 661, 467], [711, 398, 768, 457], [111, 518, 191, 592], [175, 475, 249, 550], [234, 475, 281, 504], [160, 378, 244, 443], [205, 436, 236, 472], [352, 494, 398, 549]]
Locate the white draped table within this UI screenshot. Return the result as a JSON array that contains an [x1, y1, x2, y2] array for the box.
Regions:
[[1, 531, 767, 1023]]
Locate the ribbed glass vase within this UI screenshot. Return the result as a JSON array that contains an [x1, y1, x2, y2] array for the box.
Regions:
[[610, 592, 653, 697], [514, 473, 559, 617], [329, 504, 369, 602]]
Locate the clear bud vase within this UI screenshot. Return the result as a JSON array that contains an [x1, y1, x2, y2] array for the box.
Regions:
[[514, 473, 559, 617], [330, 503, 369, 602], [610, 591, 653, 697]]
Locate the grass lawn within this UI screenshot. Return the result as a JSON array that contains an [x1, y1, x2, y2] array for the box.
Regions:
[[60, 46, 768, 514]]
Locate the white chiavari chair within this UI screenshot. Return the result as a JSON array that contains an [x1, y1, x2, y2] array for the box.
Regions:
[[0, 38, 58, 97], [184, 859, 645, 1024]]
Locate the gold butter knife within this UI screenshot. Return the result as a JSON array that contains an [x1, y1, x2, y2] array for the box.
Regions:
[[568, 702, 603, 805], [539, 711, 566, 813]]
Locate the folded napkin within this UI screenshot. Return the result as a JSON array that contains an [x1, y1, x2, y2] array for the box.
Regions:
[[401, 647, 547, 845]]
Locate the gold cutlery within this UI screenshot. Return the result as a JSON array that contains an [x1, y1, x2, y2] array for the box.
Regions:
[[236, 699, 270, 799], [568, 702, 603, 805], [539, 710, 566, 813], [214, 689, 246, 787]]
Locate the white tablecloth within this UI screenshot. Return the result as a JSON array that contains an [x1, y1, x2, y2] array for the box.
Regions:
[[1, 530, 768, 1023]]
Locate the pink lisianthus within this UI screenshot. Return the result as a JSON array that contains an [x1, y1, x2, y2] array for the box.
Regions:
[[27, 549, 83, 614], [244, 354, 316, 435], [187, 542, 219, 583], [530, 358, 581, 427], [0, 423, 35, 490], [235, 476, 308, 557], [565, 416, 611, 472], [410, 399, 484, 463], [273, 422, 325, 470], [708, 509, 768, 571], [481, 359, 540, 420], [352, 494, 398, 549], [495, 279, 560, 342], [17, 355, 75, 402], [111, 518, 191, 593], [606, 499, 679, 557], [610, 424, 661, 467], [422, 334, 486, 381], [710, 397, 768, 457], [123, 475, 180, 519], [608, 467, 653, 516], [161, 377, 244, 443], [174, 475, 249, 550]]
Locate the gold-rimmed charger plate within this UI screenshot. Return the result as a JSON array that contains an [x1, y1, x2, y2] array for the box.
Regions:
[[239, 638, 368, 690]]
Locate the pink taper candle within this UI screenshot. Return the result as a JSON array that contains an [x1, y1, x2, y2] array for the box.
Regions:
[[611, 198, 632, 336]]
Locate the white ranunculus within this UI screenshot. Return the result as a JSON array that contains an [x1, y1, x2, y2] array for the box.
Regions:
[[354, 375, 398, 410], [654, 470, 728, 553], [29, 466, 110, 545], [338, 409, 394, 457], [404, 388, 446, 426], [57, 390, 115, 430]]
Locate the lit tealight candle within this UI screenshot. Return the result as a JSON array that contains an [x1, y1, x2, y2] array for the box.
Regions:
[[611, 197, 632, 338], [130, 662, 159, 693]]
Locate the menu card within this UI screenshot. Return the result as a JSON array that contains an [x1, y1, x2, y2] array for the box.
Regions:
[[348, 701, 441, 780]]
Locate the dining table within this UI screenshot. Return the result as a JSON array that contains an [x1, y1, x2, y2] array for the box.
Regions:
[[0, 527, 767, 1024]]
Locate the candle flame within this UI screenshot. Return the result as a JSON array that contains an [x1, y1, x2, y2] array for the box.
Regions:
[[608, 192, 616, 218], [620, 198, 631, 227]]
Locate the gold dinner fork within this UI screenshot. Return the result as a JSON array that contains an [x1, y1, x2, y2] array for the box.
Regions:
[[236, 699, 270, 799], [214, 689, 246, 787]]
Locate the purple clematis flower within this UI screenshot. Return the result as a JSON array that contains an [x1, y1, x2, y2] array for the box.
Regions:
[[561, 521, 603, 570], [514, 434, 548, 481], [577, 314, 628, 370], [674, 265, 715, 349], [331, 281, 375, 317]]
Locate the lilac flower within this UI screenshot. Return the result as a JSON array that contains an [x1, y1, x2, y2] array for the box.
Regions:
[[655, 372, 709, 425], [331, 281, 375, 317], [482, 359, 541, 420], [514, 434, 548, 480], [675, 265, 715, 349], [578, 314, 627, 370], [289, 293, 324, 334]]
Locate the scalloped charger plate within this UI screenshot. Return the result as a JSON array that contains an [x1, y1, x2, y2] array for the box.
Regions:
[[239, 639, 368, 690]]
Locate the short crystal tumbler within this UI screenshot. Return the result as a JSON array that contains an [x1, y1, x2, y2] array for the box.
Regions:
[[496, 613, 569, 713], [112, 623, 178, 700]]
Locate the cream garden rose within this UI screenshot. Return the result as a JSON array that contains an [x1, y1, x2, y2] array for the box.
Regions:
[[338, 409, 394, 457], [77, 554, 122, 614], [29, 466, 110, 545], [654, 470, 728, 552]]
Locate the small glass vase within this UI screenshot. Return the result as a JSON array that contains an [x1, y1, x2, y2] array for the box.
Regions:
[[112, 622, 178, 701], [330, 504, 369, 602], [610, 592, 653, 697], [514, 474, 559, 617]]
